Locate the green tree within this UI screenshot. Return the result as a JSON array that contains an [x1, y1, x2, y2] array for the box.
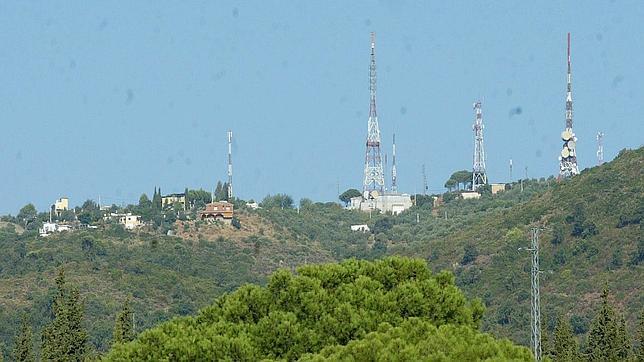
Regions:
[[261, 194, 294, 209], [615, 314, 630, 360], [586, 288, 620, 361], [41, 268, 88, 361], [461, 244, 478, 265], [214, 181, 225, 201], [106, 257, 507, 361], [553, 315, 578, 361], [444, 178, 457, 192], [17, 204, 37, 228], [637, 310, 644, 362], [339, 189, 361, 205], [113, 297, 135, 345], [138, 194, 151, 208], [152, 187, 162, 210], [12, 314, 34, 362]]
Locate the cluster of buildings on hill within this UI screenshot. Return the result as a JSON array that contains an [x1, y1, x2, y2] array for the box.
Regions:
[[38, 193, 236, 237]]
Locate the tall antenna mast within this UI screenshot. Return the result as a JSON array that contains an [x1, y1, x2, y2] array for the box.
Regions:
[[391, 133, 397, 193], [363, 32, 385, 197], [422, 164, 427, 195], [227, 130, 233, 200], [472, 101, 487, 190], [596, 131, 604, 165], [509, 158, 513, 182], [559, 33, 580, 177]]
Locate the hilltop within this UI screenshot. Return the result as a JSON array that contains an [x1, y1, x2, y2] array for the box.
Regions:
[[0, 147, 641, 357]]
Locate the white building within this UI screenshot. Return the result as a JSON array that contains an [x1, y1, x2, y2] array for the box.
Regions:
[[39, 222, 72, 237], [246, 202, 260, 210], [350, 224, 370, 232], [348, 193, 413, 215], [119, 214, 142, 230], [461, 191, 481, 200]]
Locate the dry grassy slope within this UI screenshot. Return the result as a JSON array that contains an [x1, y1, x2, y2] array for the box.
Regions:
[[402, 148, 643, 343], [173, 209, 335, 275]]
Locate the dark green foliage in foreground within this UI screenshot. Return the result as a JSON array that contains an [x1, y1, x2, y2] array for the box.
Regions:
[[106, 257, 529, 361], [12, 314, 34, 362], [41, 268, 88, 361], [299, 319, 532, 361], [553, 315, 578, 362], [585, 288, 632, 361], [112, 297, 135, 346]]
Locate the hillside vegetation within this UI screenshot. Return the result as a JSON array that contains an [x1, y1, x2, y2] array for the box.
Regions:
[[0, 147, 641, 358]]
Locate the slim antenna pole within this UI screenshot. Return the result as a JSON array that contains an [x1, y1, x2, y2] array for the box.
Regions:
[[227, 130, 233, 200], [596, 132, 604, 165], [391, 133, 397, 193]]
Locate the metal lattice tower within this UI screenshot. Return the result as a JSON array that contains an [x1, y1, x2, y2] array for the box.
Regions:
[[391, 133, 397, 193], [559, 33, 580, 177], [422, 164, 427, 195], [363, 32, 385, 196], [529, 228, 542, 362], [472, 101, 487, 190], [596, 132, 604, 165], [227, 130, 233, 200]]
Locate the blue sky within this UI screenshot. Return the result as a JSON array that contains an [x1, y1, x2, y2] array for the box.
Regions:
[[1, 1, 642, 214]]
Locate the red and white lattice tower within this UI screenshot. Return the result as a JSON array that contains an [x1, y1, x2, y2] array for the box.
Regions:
[[363, 32, 385, 196], [559, 33, 580, 177]]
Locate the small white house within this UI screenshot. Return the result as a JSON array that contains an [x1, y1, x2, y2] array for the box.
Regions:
[[39, 222, 58, 236], [246, 202, 260, 210], [39, 222, 72, 237], [119, 214, 142, 230], [350, 224, 370, 232]]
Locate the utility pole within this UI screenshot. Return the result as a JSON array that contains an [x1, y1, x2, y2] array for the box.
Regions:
[[521, 228, 542, 362], [509, 158, 513, 182]]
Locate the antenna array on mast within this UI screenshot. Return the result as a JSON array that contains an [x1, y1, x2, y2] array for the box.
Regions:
[[559, 33, 580, 177]]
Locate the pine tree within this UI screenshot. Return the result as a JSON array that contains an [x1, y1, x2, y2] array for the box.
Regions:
[[586, 287, 619, 361], [615, 313, 630, 360], [12, 314, 34, 362], [553, 315, 578, 361], [541, 314, 553, 360], [41, 268, 88, 361], [214, 181, 223, 201], [113, 297, 135, 345], [637, 310, 644, 362]]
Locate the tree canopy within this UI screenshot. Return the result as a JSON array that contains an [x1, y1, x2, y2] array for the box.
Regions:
[[339, 189, 362, 205], [106, 257, 529, 361]]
